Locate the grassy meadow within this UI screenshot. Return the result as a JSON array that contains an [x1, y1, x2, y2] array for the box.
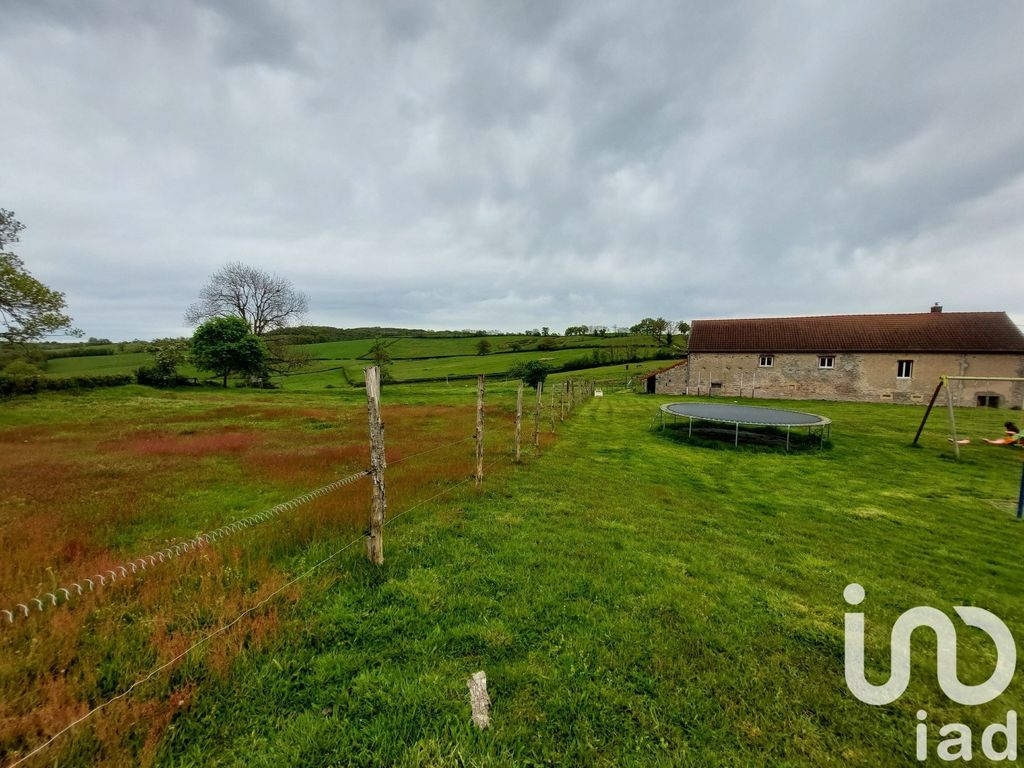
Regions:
[[1, 380, 1023, 766], [27, 333, 668, 387]]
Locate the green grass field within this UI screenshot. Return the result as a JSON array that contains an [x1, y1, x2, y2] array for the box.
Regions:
[[29, 333, 669, 386], [2, 383, 1022, 766]]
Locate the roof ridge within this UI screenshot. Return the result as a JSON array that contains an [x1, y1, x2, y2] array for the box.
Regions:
[[692, 311, 1009, 324], [687, 311, 1024, 354]]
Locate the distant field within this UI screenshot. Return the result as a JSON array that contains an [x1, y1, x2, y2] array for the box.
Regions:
[[298, 334, 658, 361], [280, 346, 669, 389], [27, 333, 671, 387], [44, 351, 155, 377]]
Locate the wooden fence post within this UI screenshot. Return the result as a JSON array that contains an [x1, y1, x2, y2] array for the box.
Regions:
[[559, 385, 565, 421], [533, 381, 542, 449], [364, 366, 387, 565], [514, 380, 523, 463], [549, 382, 556, 432], [475, 374, 485, 487]]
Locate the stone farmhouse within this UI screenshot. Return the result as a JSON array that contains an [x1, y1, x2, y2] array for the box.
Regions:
[[645, 305, 1024, 407]]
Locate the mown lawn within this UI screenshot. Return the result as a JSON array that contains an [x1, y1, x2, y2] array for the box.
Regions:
[[126, 391, 1023, 766]]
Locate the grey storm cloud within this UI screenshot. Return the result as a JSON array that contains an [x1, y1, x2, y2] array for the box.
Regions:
[[1, 0, 1023, 339]]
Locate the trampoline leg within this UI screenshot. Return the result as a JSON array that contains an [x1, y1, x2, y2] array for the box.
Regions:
[[688, 417, 692, 438], [786, 426, 790, 452], [734, 422, 739, 447]]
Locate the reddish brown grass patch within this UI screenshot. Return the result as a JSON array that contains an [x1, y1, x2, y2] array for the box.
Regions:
[[126, 430, 260, 457]]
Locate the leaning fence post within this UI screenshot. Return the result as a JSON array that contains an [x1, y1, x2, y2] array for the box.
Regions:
[[475, 374, 485, 488], [514, 380, 524, 463], [533, 381, 542, 449], [364, 366, 387, 565]]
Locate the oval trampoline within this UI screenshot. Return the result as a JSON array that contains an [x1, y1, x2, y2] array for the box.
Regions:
[[659, 402, 831, 450]]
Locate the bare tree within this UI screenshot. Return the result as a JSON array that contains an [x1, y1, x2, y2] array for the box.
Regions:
[[185, 262, 308, 335]]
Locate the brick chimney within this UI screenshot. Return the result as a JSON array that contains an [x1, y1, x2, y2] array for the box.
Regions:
[[930, 302, 943, 313]]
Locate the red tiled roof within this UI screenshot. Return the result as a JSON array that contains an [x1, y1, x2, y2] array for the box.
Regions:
[[688, 312, 1024, 354], [640, 359, 687, 380]]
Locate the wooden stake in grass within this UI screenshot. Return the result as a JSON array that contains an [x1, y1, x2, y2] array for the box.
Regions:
[[364, 366, 387, 565], [467, 671, 491, 730], [533, 381, 542, 449], [514, 380, 524, 463], [559, 385, 565, 422], [475, 374, 485, 488]]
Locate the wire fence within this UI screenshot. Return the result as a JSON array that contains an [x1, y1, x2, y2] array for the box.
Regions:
[[1, 371, 595, 767], [1, 467, 372, 628], [3, 451, 512, 768], [1, 437, 481, 629]]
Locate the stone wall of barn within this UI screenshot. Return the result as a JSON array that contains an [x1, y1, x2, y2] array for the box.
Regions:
[[651, 362, 688, 394], [685, 352, 1024, 407]]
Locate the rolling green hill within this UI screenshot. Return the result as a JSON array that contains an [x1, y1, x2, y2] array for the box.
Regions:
[[11, 331, 679, 389]]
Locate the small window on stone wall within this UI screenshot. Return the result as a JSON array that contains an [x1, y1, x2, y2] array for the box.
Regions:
[[818, 355, 834, 369], [896, 360, 913, 379], [759, 355, 774, 367], [977, 395, 1001, 408]]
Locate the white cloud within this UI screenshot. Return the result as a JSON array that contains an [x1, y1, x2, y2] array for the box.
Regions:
[[0, 1, 1022, 339]]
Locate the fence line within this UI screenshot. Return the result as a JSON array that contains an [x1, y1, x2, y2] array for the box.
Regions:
[[3, 529, 369, 768], [3, 454, 513, 768], [388, 435, 475, 466], [1, 434, 484, 629], [0, 468, 371, 628], [384, 455, 509, 530], [2, 372, 596, 765]]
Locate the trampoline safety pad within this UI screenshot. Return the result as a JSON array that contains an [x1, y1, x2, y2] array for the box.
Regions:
[[658, 402, 831, 449]]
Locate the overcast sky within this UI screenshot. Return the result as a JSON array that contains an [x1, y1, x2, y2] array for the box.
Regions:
[[2, 1, 1023, 340]]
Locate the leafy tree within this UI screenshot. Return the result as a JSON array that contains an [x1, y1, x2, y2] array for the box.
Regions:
[[138, 339, 188, 386], [564, 325, 588, 337], [508, 360, 551, 389], [368, 338, 394, 383], [185, 261, 308, 336], [677, 321, 690, 338], [190, 317, 267, 388], [2, 359, 44, 379], [476, 338, 492, 355], [630, 317, 670, 345], [630, 318, 653, 335], [1, 209, 79, 344]]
